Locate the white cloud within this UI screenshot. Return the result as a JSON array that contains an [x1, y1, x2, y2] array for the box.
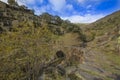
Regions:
[[86, 5, 92, 9], [0, 0, 8, 3], [62, 14, 105, 23], [17, 0, 25, 5], [17, 0, 36, 5], [39, 0, 43, 3], [49, 0, 66, 12], [77, 0, 85, 4], [34, 7, 45, 15], [66, 4, 73, 10], [77, 0, 102, 4], [33, 5, 50, 15], [16, 0, 46, 15]]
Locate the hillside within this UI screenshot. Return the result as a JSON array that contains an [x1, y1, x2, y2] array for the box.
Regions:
[[85, 10, 120, 36], [76, 10, 120, 80], [0, 1, 84, 80], [0, 1, 120, 80], [0, 1, 80, 35], [84, 10, 120, 54]]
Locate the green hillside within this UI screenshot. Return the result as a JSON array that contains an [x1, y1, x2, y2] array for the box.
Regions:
[[85, 10, 120, 53], [85, 10, 120, 37], [0, 1, 120, 80], [0, 1, 83, 80], [78, 10, 120, 80]]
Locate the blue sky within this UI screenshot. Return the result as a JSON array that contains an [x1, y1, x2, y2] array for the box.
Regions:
[[1, 0, 120, 23]]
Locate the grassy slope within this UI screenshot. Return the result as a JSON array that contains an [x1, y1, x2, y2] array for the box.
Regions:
[[0, 1, 120, 79], [88, 10, 120, 79], [47, 10, 120, 80], [74, 10, 120, 80]]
